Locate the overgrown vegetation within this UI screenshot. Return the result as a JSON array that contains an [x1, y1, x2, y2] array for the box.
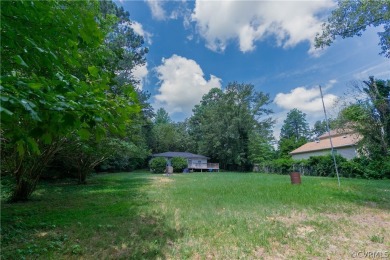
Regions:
[[259, 154, 390, 179]]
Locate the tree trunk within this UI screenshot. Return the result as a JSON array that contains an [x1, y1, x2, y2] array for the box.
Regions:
[[10, 178, 37, 202], [8, 140, 64, 202], [78, 170, 87, 184]]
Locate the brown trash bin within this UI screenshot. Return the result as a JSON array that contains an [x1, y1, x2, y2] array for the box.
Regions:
[[290, 172, 301, 184]]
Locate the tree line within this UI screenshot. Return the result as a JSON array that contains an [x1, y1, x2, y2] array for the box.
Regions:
[[1, 0, 389, 202]]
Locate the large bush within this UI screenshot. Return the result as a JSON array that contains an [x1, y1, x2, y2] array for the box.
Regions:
[[260, 158, 294, 174], [149, 157, 167, 173], [306, 155, 346, 177], [171, 157, 188, 173]]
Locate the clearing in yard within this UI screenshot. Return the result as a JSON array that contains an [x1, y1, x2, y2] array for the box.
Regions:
[[1, 172, 389, 259]]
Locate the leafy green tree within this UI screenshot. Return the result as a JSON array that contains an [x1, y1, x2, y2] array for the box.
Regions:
[[56, 136, 137, 184], [278, 109, 310, 158], [311, 120, 328, 139], [151, 123, 177, 153], [315, 0, 390, 58], [280, 109, 310, 141], [149, 108, 194, 153], [189, 83, 274, 170], [154, 108, 171, 124], [248, 131, 276, 164], [100, 0, 148, 91], [0, 1, 141, 201], [338, 77, 390, 159]]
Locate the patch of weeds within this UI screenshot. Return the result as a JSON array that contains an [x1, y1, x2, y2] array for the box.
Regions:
[[370, 234, 384, 243], [70, 244, 83, 255]]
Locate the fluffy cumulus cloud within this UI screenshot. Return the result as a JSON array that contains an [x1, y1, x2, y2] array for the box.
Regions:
[[132, 63, 148, 90], [274, 83, 338, 114], [130, 21, 152, 45], [191, 1, 334, 54], [154, 54, 222, 116], [272, 80, 339, 140]]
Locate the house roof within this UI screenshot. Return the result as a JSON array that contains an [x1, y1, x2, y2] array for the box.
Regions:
[[151, 152, 209, 159], [318, 128, 354, 140], [290, 131, 361, 155]]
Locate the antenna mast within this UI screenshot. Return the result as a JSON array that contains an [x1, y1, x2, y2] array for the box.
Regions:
[[319, 85, 341, 187]]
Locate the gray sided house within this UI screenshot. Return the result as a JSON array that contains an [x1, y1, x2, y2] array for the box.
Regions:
[[151, 152, 219, 172], [290, 129, 362, 160]]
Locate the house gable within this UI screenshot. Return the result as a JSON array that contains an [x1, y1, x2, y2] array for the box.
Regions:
[[290, 130, 361, 160]]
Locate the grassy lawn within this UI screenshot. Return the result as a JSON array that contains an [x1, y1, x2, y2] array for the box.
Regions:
[[1, 172, 390, 259]]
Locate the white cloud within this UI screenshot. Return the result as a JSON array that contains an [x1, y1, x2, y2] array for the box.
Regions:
[[146, 0, 166, 20], [272, 80, 340, 140], [130, 21, 153, 45], [191, 1, 334, 54], [154, 54, 222, 116], [132, 63, 148, 90], [274, 84, 338, 113]]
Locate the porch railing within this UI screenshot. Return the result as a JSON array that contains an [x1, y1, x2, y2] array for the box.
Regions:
[[188, 163, 219, 169]]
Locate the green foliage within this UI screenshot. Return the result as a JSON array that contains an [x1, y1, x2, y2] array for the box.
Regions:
[[306, 155, 347, 177], [278, 137, 307, 159], [150, 109, 194, 153], [278, 109, 310, 158], [151, 123, 178, 153], [338, 77, 390, 159], [248, 131, 276, 164], [171, 157, 188, 173], [154, 108, 171, 124], [0, 0, 145, 201], [311, 120, 328, 139], [280, 108, 310, 140], [189, 83, 274, 170], [261, 158, 294, 174], [262, 153, 389, 179], [56, 136, 149, 183], [350, 156, 390, 179], [315, 0, 390, 58], [149, 157, 167, 173]]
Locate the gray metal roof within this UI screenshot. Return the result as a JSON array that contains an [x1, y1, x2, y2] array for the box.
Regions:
[[151, 152, 209, 159]]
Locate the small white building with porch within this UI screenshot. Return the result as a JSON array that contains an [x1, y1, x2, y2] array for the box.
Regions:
[[151, 152, 219, 172]]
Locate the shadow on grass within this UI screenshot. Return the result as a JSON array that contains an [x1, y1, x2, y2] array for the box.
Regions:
[[1, 172, 181, 259]]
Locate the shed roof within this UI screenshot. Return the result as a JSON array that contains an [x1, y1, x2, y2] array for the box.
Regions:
[[290, 132, 361, 155], [151, 152, 209, 159]]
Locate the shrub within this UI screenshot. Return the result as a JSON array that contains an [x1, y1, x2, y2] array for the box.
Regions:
[[149, 157, 167, 173], [307, 154, 347, 177], [171, 157, 188, 173], [339, 160, 365, 178], [261, 158, 294, 174]]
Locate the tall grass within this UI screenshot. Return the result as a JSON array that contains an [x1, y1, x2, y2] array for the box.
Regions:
[[1, 172, 389, 259]]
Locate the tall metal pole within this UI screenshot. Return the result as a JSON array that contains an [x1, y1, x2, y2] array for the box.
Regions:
[[319, 85, 341, 187]]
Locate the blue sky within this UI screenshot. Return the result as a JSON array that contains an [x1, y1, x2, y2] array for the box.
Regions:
[[118, 0, 389, 138]]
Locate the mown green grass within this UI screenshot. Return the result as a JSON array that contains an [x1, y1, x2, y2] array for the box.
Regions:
[[1, 172, 389, 259]]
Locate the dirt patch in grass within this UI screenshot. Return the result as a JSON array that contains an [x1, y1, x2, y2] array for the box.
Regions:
[[150, 176, 174, 184], [265, 207, 390, 259]]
